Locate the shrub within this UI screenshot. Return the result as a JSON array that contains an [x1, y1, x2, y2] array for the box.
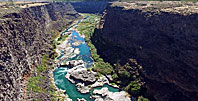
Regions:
[[127, 81, 141, 95], [120, 70, 131, 78], [52, 40, 57, 49], [88, 85, 91, 88], [51, 49, 58, 59], [137, 96, 149, 101], [93, 62, 114, 75], [112, 73, 118, 80], [61, 34, 69, 41]]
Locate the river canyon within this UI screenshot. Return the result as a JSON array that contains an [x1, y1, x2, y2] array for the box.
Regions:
[[0, 1, 198, 101]]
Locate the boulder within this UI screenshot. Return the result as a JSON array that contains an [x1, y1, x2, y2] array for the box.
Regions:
[[70, 70, 97, 83]]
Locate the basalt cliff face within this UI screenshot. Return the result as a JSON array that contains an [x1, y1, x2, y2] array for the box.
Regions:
[[0, 3, 80, 100], [92, 1, 198, 101]]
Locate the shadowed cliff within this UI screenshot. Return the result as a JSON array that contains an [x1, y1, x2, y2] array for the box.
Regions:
[[71, 1, 108, 14], [92, 1, 198, 101]]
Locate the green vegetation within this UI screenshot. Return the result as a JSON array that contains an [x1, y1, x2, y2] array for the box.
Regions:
[[138, 96, 149, 101], [114, 61, 146, 98], [57, 34, 69, 42], [77, 14, 99, 40], [51, 30, 60, 60], [52, 40, 57, 49], [27, 54, 49, 93], [27, 75, 47, 93], [124, 81, 141, 95], [51, 30, 59, 39], [112, 73, 118, 80], [36, 64, 47, 73], [93, 62, 114, 75], [115, 62, 132, 79], [36, 54, 50, 72], [51, 40, 58, 60], [119, 70, 131, 78], [76, 14, 114, 75]]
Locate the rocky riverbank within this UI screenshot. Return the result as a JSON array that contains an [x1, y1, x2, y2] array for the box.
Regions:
[[64, 59, 131, 101], [93, 87, 130, 101]]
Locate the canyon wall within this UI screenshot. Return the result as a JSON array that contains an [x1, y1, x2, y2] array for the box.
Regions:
[[92, 1, 198, 101], [0, 3, 80, 100], [71, 1, 108, 14]]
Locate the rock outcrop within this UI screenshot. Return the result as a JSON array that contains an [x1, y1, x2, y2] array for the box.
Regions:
[[0, 2, 80, 100], [92, 1, 198, 101], [93, 87, 131, 101], [70, 70, 97, 83]]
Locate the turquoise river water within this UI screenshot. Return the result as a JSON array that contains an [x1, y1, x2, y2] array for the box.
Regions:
[[53, 17, 119, 101]]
